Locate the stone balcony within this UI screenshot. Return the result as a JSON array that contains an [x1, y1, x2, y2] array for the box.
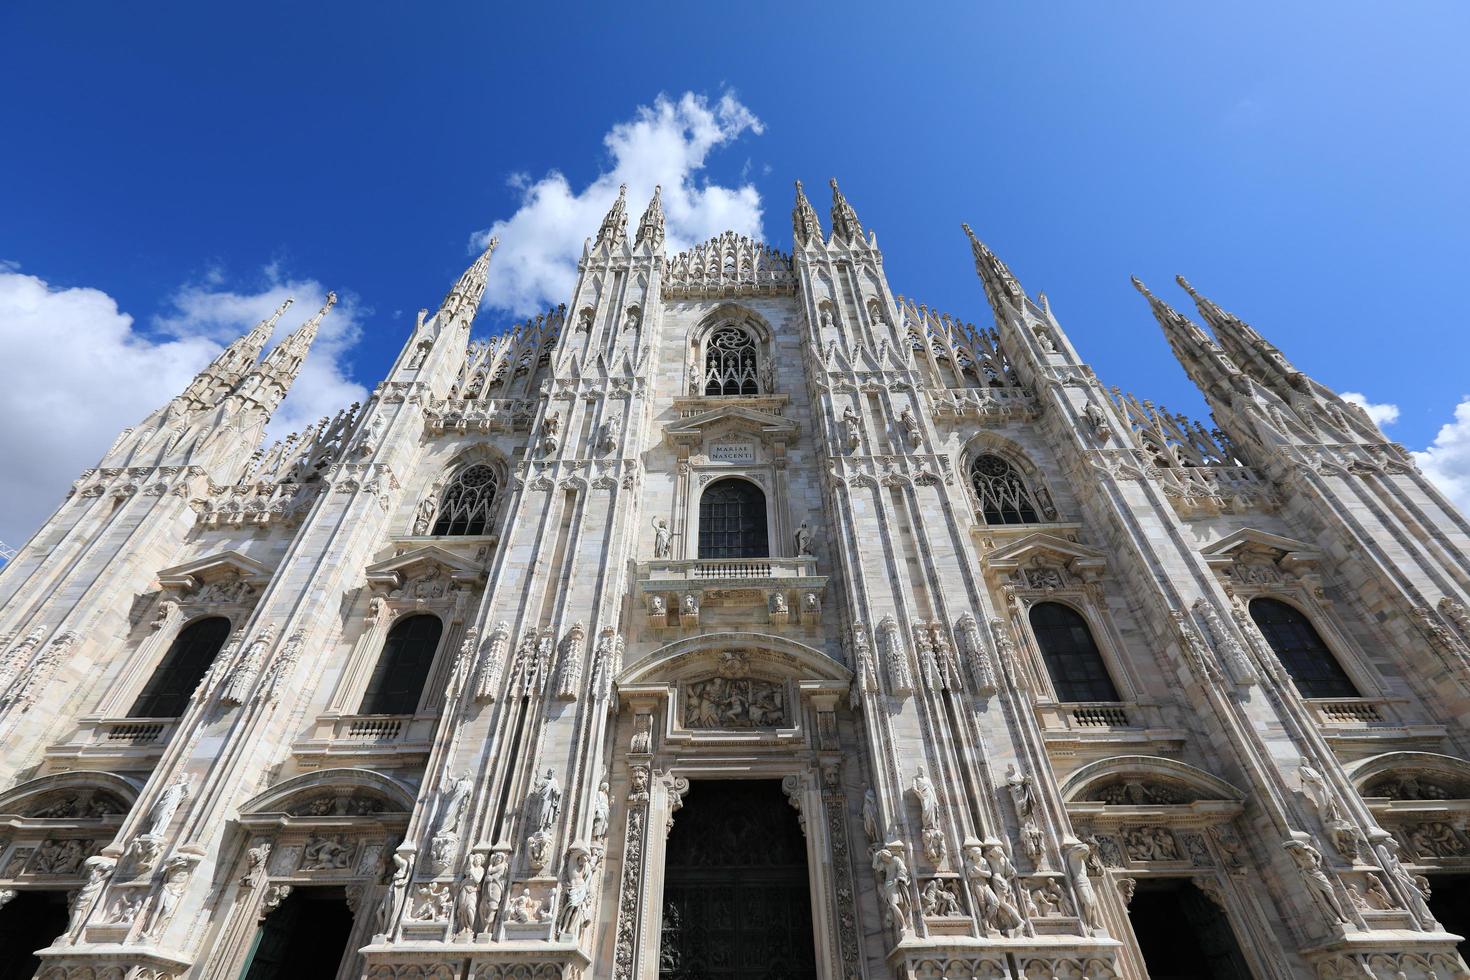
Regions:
[[1304, 697, 1446, 749], [45, 716, 179, 768], [291, 713, 438, 766], [636, 557, 828, 629], [1037, 701, 1186, 756]]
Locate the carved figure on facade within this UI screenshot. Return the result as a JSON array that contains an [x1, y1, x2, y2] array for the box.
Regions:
[[141, 854, 194, 939], [1285, 837, 1351, 925], [1062, 840, 1103, 931], [301, 834, 354, 871], [879, 614, 913, 695], [963, 841, 1021, 935], [911, 765, 947, 866], [477, 850, 509, 936], [591, 779, 611, 843], [841, 405, 861, 451], [454, 851, 484, 938], [66, 855, 114, 935], [683, 676, 785, 728], [241, 840, 271, 887], [871, 846, 912, 934], [556, 846, 595, 940], [375, 849, 413, 937], [507, 887, 543, 924], [1005, 764, 1044, 867], [862, 785, 881, 846], [410, 881, 453, 922], [652, 517, 673, 559], [1375, 836, 1436, 927], [920, 877, 963, 917]]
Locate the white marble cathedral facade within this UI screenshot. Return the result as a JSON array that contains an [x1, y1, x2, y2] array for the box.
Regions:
[[2, 178, 1470, 980]]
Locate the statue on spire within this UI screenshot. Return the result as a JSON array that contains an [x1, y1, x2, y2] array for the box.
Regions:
[[634, 185, 665, 251], [594, 184, 629, 250], [792, 180, 824, 248], [828, 178, 863, 244]]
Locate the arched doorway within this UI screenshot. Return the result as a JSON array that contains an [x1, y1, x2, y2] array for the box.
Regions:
[[659, 780, 817, 979], [1128, 879, 1253, 979], [0, 890, 69, 976], [241, 886, 355, 979]]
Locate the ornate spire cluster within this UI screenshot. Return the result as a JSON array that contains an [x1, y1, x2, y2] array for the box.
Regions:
[[1175, 275, 1298, 381], [791, 180, 824, 248], [594, 184, 629, 250], [828, 178, 863, 244], [634, 185, 665, 250], [1130, 277, 1242, 398], [178, 297, 294, 410]]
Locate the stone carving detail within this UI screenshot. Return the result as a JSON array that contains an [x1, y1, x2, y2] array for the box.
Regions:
[[1285, 836, 1351, 925], [141, 854, 194, 939], [375, 849, 412, 936], [477, 850, 508, 937], [126, 772, 191, 873], [963, 840, 1022, 936], [682, 676, 785, 728], [1365, 773, 1456, 801], [28, 838, 94, 875], [410, 881, 453, 922], [555, 845, 595, 940], [1029, 876, 1070, 916], [590, 627, 622, 702], [66, 855, 114, 935], [506, 887, 544, 924], [240, 840, 271, 887], [920, 876, 963, 916], [850, 623, 879, 703], [1299, 763, 1367, 862], [989, 617, 1026, 690], [1087, 779, 1195, 806], [878, 614, 913, 695], [300, 834, 354, 871], [1005, 764, 1044, 867], [652, 517, 673, 558], [1121, 825, 1180, 862], [220, 625, 276, 706], [1375, 837, 1436, 927], [524, 768, 561, 874], [955, 612, 996, 693], [474, 621, 510, 703], [841, 405, 861, 451], [1192, 598, 1258, 684], [1407, 821, 1468, 858], [612, 804, 646, 980], [429, 772, 472, 874], [872, 846, 912, 934], [1, 629, 76, 710], [1063, 840, 1103, 930], [912, 765, 947, 866], [553, 620, 586, 701]]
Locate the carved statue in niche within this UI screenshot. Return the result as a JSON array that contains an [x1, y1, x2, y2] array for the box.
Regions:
[[871, 846, 912, 933], [375, 850, 412, 936], [597, 415, 620, 454], [912, 765, 947, 866], [556, 846, 594, 940], [793, 521, 815, 556], [683, 677, 785, 728], [1063, 841, 1102, 929], [591, 779, 611, 843], [542, 411, 561, 455], [862, 785, 881, 845], [412, 495, 438, 535], [141, 854, 193, 939], [1005, 764, 1043, 866], [842, 405, 861, 450], [652, 518, 673, 559], [67, 855, 114, 934], [899, 406, 921, 446], [241, 840, 271, 887], [410, 881, 452, 922], [1030, 877, 1067, 916]]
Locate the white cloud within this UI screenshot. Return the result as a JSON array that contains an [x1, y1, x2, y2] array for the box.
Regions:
[[1341, 392, 1401, 427], [1414, 396, 1470, 514], [0, 267, 366, 547], [475, 90, 766, 317]]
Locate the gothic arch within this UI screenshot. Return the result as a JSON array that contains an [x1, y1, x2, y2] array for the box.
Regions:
[[1347, 751, 1470, 800], [618, 631, 852, 687], [1059, 755, 1245, 805], [411, 444, 509, 538], [688, 304, 775, 397], [239, 767, 416, 817], [0, 770, 141, 818], [957, 432, 1058, 523]]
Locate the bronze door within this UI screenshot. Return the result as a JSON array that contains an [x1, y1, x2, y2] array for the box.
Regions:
[[659, 780, 818, 980]]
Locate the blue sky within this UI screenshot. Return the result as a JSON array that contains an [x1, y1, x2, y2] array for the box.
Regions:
[[2, 2, 1468, 545]]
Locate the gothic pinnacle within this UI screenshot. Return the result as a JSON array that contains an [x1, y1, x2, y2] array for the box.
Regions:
[[962, 223, 1025, 310], [177, 296, 297, 410], [791, 180, 824, 248], [828, 177, 863, 244], [594, 183, 629, 250], [634, 184, 665, 250]]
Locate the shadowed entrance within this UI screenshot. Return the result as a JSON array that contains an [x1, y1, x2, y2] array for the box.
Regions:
[[241, 885, 354, 979], [0, 890, 69, 977], [658, 779, 817, 980], [1128, 878, 1253, 979]]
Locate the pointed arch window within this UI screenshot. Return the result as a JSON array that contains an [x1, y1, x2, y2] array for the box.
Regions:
[[703, 325, 759, 396], [1248, 598, 1358, 698], [698, 479, 769, 559], [129, 616, 231, 718], [359, 614, 443, 715], [432, 464, 499, 536], [1029, 602, 1120, 703], [970, 453, 1042, 524]]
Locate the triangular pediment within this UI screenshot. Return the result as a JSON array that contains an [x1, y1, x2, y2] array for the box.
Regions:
[[983, 532, 1107, 574], [156, 550, 274, 590], [665, 404, 799, 446], [365, 545, 485, 589], [1199, 528, 1320, 568]]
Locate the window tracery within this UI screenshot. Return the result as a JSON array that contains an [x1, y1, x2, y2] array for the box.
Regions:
[[698, 479, 769, 559], [702, 325, 760, 397], [130, 616, 232, 718], [970, 453, 1045, 525], [431, 464, 499, 536]]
